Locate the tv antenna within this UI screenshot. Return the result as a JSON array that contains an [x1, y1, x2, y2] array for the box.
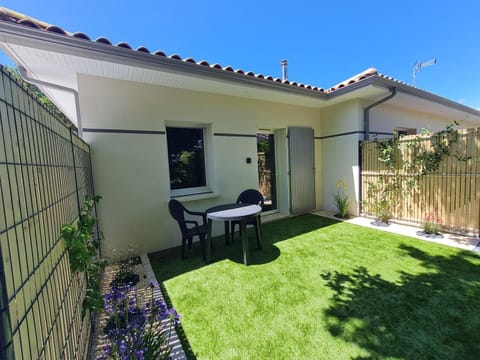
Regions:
[[413, 58, 436, 86]]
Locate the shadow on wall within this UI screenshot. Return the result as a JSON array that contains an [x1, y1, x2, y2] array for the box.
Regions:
[[321, 244, 480, 359]]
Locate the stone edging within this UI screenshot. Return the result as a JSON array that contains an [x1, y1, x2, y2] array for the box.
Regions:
[[140, 254, 188, 360]]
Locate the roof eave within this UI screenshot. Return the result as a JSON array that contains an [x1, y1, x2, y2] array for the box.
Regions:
[[0, 21, 328, 101], [372, 76, 480, 118], [325, 76, 377, 98], [2, 20, 479, 117]]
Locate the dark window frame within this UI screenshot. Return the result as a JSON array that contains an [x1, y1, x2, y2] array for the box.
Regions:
[[394, 127, 417, 136], [166, 126, 209, 195]]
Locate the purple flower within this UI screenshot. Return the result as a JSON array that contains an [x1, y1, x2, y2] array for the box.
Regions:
[[128, 298, 136, 313], [103, 344, 112, 355], [168, 308, 181, 325], [102, 274, 180, 359], [135, 349, 144, 359], [118, 339, 128, 354]]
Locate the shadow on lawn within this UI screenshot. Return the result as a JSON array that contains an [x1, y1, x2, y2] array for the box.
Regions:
[[321, 244, 480, 360], [149, 215, 340, 359], [150, 214, 339, 281]]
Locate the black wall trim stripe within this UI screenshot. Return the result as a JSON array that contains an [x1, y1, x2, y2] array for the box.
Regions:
[[315, 131, 364, 140], [83, 128, 165, 135], [372, 131, 394, 136], [82, 128, 393, 138], [315, 130, 394, 140], [213, 133, 257, 138]]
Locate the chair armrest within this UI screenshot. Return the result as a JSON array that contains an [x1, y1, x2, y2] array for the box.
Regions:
[[184, 220, 199, 229], [185, 209, 205, 216], [185, 209, 207, 225]]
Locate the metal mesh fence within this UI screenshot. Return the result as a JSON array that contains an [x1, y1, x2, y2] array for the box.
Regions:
[[0, 66, 93, 359]]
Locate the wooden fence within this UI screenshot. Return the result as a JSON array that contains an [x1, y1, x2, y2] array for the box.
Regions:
[[0, 66, 94, 359], [361, 128, 480, 234]]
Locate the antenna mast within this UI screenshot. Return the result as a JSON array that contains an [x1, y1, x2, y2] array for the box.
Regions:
[[413, 58, 436, 86]]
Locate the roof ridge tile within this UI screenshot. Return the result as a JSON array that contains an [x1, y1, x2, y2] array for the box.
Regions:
[[73, 32, 91, 40], [95, 37, 112, 45]]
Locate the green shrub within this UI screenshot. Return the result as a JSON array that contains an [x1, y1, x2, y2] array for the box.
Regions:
[[423, 210, 441, 234], [334, 179, 350, 218]]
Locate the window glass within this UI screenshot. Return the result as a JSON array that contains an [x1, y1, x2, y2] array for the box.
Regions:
[[394, 127, 417, 136], [166, 127, 206, 190]]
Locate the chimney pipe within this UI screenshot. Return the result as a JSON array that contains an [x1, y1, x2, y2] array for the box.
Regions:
[[281, 59, 288, 80]]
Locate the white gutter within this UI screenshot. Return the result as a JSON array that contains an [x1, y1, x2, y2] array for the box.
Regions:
[[18, 65, 83, 137]]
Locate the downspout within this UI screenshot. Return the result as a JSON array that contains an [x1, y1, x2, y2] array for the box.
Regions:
[[359, 86, 397, 216], [18, 66, 83, 138], [364, 87, 397, 140]]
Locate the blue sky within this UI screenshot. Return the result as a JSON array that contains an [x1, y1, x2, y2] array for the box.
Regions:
[[1, 1, 479, 108]]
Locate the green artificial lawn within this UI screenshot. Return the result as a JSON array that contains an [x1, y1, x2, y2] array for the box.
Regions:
[[150, 215, 480, 360]]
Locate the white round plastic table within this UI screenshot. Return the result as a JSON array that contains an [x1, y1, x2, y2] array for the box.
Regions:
[[206, 204, 262, 265]]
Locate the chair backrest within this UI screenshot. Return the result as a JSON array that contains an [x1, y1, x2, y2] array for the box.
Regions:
[[236, 189, 264, 206], [168, 199, 188, 232]]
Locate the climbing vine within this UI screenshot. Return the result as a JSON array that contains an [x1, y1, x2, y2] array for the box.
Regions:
[[61, 195, 106, 316], [365, 121, 467, 223]]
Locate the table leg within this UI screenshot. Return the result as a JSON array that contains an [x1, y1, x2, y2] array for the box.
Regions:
[[224, 221, 230, 245], [240, 219, 249, 265], [255, 216, 262, 249], [206, 219, 212, 263]]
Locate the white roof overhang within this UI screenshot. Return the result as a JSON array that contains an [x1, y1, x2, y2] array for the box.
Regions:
[[1, 20, 480, 128]]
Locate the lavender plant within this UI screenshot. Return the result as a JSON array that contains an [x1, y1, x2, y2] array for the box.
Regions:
[[100, 281, 180, 360]]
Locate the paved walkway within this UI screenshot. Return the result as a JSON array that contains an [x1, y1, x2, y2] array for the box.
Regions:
[[313, 210, 480, 253]]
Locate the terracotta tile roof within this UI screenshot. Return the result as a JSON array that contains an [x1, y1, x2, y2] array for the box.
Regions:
[[328, 67, 378, 92], [0, 7, 383, 95]]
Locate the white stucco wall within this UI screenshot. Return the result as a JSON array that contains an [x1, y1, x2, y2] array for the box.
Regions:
[[77, 72, 480, 258], [320, 100, 362, 215], [320, 99, 480, 217], [78, 75, 323, 259]]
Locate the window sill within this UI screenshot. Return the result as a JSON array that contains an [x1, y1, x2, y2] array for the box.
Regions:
[[171, 191, 220, 203]]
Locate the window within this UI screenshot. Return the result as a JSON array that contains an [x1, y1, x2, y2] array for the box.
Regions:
[[166, 126, 208, 195], [394, 127, 417, 136]]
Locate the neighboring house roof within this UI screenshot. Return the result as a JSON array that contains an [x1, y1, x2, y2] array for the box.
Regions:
[[0, 6, 479, 121]]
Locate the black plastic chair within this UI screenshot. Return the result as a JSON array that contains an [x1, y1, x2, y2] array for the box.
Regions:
[[231, 189, 264, 244], [168, 199, 208, 259]]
